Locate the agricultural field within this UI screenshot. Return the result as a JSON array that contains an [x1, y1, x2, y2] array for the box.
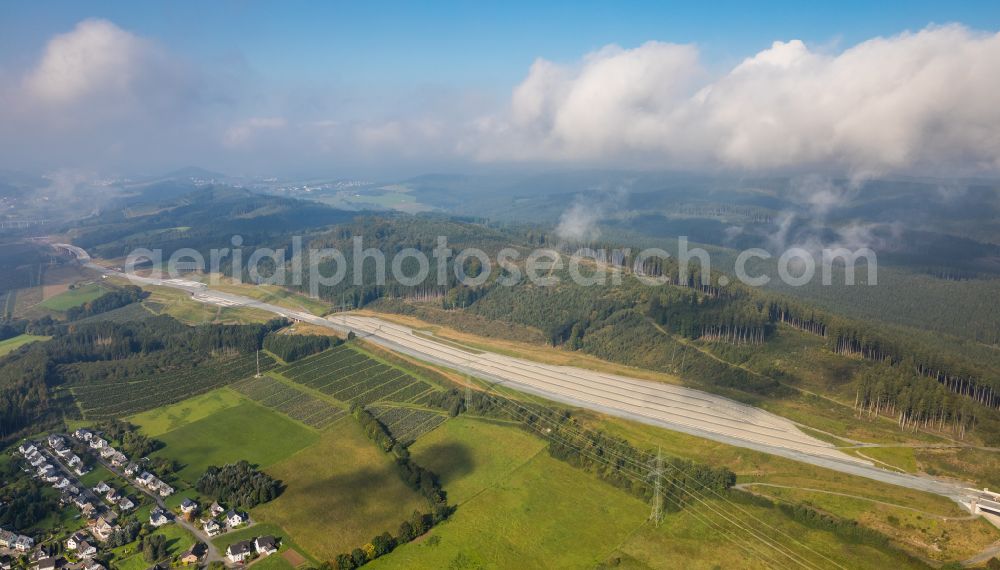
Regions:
[[68, 351, 276, 418], [252, 422, 428, 563], [38, 282, 107, 311], [367, 405, 447, 444], [0, 333, 48, 357], [231, 375, 346, 429], [150, 400, 319, 485], [277, 345, 441, 407], [129, 387, 246, 436]]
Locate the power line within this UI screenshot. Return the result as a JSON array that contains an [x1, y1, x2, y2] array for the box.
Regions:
[[477, 382, 840, 570]]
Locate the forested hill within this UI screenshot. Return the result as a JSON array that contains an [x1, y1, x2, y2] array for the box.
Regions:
[[68, 185, 365, 260], [56, 188, 1000, 441]]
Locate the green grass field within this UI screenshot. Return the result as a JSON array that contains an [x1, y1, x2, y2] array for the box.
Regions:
[[410, 417, 546, 504], [130, 387, 246, 436], [252, 422, 428, 563], [368, 452, 649, 569], [111, 523, 197, 570], [150, 400, 320, 485], [0, 333, 48, 357], [38, 283, 107, 311]]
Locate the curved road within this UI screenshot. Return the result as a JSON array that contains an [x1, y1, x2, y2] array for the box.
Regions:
[[53, 243, 974, 507]]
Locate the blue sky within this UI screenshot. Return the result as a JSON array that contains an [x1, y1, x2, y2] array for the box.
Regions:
[[1, 1, 999, 176], [4, 1, 999, 91]]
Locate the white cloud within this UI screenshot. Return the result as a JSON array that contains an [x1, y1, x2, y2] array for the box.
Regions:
[[224, 117, 288, 147], [474, 25, 1000, 175], [23, 18, 195, 115]]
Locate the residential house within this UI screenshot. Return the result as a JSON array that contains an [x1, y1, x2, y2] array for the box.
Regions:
[[33, 557, 56, 570], [53, 478, 70, 490], [209, 502, 225, 517], [55, 447, 73, 459], [14, 535, 35, 552], [90, 518, 116, 542], [104, 489, 119, 503], [73, 429, 93, 442], [118, 497, 135, 511], [89, 438, 107, 450], [76, 542, 96, 559], [124, 463, 139, 477], [93, 481, 111, 494], [74, 465, 91, 477], [225, 540, 254, 563], [67, 455, 81, 467], [201, 519, 220, 537], [47, 435, 64, 449], [149, 509, 171, 528], [0, 529, 16, 548], [83, 562, 105, 570], [254, 536, 278, 556], [66, 532, 88, 550], [98, 447, 116, 460], [225, 510, 245, 528], [179, 498, 198, 514], [18, 443, 37, 456], [1, 555, 11, 570], [110, 453, 127, 467], [157, 483, 174, 497]]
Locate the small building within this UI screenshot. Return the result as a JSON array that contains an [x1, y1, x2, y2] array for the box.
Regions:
[[149, 509, 172, 528], [33, 557, 57, 570], [89, 438, 107, 450], [124, 463, 139, 477], [225, 510, 245, 528], [209, 502, 225, 517], [74, 465, 91, 477], [14, 535, 36, 552], [1, 555, 11, 570], [179, 498, 198, 514], [110, 453, 128, 467], [91, 517, 116, 542], [226, 540, 254, 563], [118, 497, 135, 511], [254, 536, 278, 556], [157, 484, 174, 497], [67, 455, 81, 467], [0, 529, 17, 548], [18, 442, 37, 456], [201, 519, 220, 537], [104, 489, 119, 503], [93, 481, 110, 494], [47, 435, 64, 449], [66, 531, 88, 550], [76, 542, 97, 558], [73, 429, 93, 442]]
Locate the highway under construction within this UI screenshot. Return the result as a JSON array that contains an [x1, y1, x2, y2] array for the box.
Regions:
[[54, 243, 973, 505]]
